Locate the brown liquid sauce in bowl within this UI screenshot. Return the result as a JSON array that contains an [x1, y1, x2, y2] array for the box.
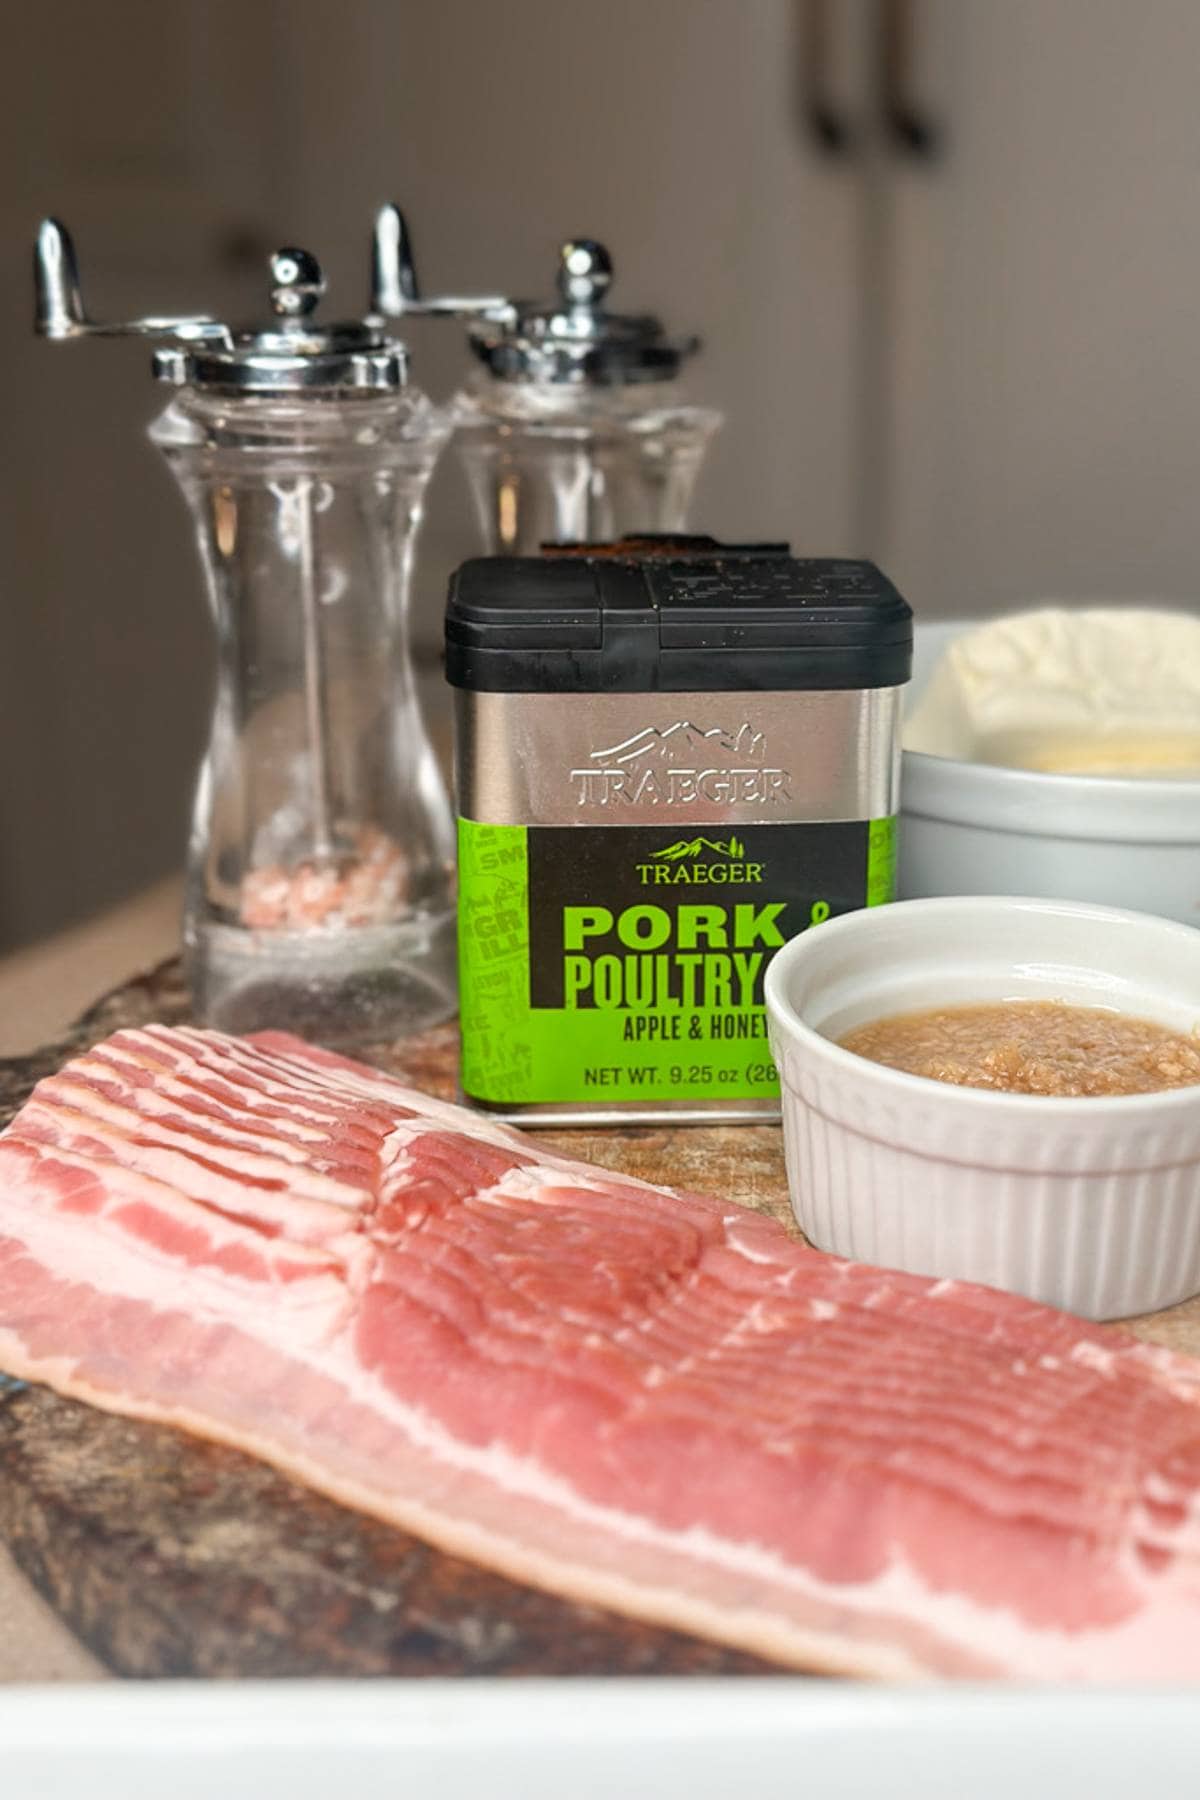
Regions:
[[838, 1000, 1200, 1097]]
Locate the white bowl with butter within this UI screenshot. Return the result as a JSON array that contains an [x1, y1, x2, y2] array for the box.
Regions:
[[764, 896, 1200, 1320], [900, 609, 1200, 926]]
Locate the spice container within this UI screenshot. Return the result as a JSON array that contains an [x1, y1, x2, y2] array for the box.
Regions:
[[447, 538, 912, 1122], [452, 241, 722, 553], [35, 210, 507, 1045]]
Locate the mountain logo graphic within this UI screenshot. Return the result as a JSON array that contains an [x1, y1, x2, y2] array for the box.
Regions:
[[589, 722, 766, 766], [651, 836, 746, 861]]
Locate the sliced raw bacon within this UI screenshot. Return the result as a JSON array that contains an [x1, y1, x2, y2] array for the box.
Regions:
[[2, 1024, 1200, 1680]]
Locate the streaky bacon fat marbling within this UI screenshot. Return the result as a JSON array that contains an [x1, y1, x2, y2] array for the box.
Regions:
[[2, 1024, 1200, 1680]]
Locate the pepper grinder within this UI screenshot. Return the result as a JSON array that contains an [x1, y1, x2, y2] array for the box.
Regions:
[[453, 239, 723, 553], [35, 208, 508, 1045]]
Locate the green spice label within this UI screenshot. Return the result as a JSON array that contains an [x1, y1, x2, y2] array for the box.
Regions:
[[458, 816, 896, 1107]]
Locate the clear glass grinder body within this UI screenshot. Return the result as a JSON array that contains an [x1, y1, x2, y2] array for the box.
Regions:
[[152, 384, 456, 1041], [33, 211, 506, 1044]]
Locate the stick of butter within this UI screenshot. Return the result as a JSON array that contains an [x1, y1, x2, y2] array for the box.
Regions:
[[904, 607, 1200, 776]]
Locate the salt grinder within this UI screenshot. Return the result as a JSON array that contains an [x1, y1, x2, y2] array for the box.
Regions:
[[35, 208, 509, 1044], [453, 240, 723, 553]]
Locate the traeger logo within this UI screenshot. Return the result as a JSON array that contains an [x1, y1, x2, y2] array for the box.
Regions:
[[569, 722, 790, 808], [651, 835, 747, 859], [638, 834, 765, 886]]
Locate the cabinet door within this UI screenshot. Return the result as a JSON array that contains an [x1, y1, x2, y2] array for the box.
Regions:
[[269, 0, 865, 638], [881, 0, 1200, 617]]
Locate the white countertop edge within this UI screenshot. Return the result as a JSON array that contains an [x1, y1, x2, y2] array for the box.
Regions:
[[2, 1679, 1200, 1798]]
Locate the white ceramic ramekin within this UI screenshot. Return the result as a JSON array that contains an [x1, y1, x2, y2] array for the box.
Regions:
[[900, 619, 1200, 927], [763, 896, 1200, 1320]]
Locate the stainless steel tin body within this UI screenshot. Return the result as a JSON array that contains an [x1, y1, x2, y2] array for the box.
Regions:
[[457, 686, 902, 1125]]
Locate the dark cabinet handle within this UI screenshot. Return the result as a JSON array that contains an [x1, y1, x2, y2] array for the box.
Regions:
[[797, 0, 858, 158], [880, 0, 942, 159]]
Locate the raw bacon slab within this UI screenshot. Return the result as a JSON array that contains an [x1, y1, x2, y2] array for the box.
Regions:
[[2, 1026, 1200, 1680]]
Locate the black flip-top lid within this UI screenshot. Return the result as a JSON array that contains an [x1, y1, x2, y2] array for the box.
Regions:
[[445, 537, 912, 693]]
